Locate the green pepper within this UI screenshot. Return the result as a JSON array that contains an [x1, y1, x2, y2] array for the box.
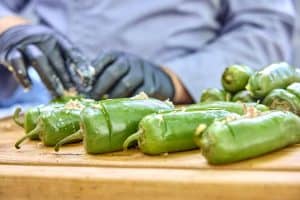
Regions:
[[40, 108, 82, 146], [123, 110, 239, 155], [232, 90, 256, 103], [222, 65, 254, 93], [184, 102, 268, 115], [15, 99, 95, 149], [81, 97, 174, 154], [13, 103, 64, 140], [195, 111, 300, 164], [200, 88, 231, 103], [246, 63, 300, 98], [13, 94, 83, 140], [286, 82, 300, 99], [262, 89, 300, 115]]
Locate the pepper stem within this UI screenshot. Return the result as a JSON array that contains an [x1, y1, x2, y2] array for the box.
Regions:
[[123, 130, 141, 151], [15, 123, 41, 149], [13, 107, 24, 128], [54, 130, 83, 152]]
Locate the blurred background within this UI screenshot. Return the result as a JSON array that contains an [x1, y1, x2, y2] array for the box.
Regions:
[[292, 1, 300, 67], [16, 1, 300, 68]]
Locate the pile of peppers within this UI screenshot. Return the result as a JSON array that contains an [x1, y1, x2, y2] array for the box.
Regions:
[[12, 62, 300, 165], [199, 62, 300, 116]]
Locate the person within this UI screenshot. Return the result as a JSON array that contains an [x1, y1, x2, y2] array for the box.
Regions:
[[0, 0, 296, 115]]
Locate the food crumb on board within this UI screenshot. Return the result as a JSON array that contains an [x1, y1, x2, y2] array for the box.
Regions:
[[0, 123, 13, 130]]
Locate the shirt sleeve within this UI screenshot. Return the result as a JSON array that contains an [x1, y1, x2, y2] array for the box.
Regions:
[[164, 0, 296, 101], [0, 3, 14, 18], [0, 0, 30, 17]]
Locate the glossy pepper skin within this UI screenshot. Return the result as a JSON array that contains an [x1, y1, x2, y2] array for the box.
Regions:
[[38, 107, 81, 146], [196, 111, 300, 165], [13, 103, 64, 140], [81, 98, 174, 154], [232, 90, 256, 103], [262, 89, 300, 115], [123, 110, 239, 155], [222, 65, 253, 93], [246, 63, 300, 98], [200, 88, 231, 103], [40, 99, 96, 147], [185, 102, 268, 115], [14, 99, 95, 149]]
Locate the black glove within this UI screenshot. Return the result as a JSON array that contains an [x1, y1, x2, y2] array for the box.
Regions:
[[90, 51, 174, 100], [0, 24, 94, 97]]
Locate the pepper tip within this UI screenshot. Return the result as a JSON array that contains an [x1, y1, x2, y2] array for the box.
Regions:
[[14, 143, 21, 149], [54, 144, 60, 152]]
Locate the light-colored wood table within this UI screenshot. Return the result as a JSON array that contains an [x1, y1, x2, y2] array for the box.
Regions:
[[0, 117, 299, 200]]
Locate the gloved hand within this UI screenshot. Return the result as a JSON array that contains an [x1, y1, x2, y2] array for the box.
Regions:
[[0, 24, 94, 97], [90, 51, 175, 100]]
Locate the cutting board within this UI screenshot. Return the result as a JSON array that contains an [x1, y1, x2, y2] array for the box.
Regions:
[[0, 117, 300, 200]]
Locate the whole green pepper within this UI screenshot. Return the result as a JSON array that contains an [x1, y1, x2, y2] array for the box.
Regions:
[[200, 88, 231, 103], [184, 102, 268, 115], [81, 97, 174, 154], [15, 99, 95, 149], [13, 94, 84, 140], [221, 65, 254, 93], [13, 103, 64, 140], [232, 90, 256, 103], [262, 89, 300, 115], [286, 82, 300, 99], [123, 110, 239, 155], [246, 63, 300, 98], [195, 111, 300, 165]]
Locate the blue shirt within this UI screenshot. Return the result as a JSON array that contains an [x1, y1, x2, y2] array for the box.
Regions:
[[0, 0, 296, 116]]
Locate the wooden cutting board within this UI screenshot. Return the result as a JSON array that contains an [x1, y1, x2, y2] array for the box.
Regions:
[[0, 117, 300, 200]]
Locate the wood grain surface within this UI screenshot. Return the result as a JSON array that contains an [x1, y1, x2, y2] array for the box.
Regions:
[[0, 117, 300, 200]]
